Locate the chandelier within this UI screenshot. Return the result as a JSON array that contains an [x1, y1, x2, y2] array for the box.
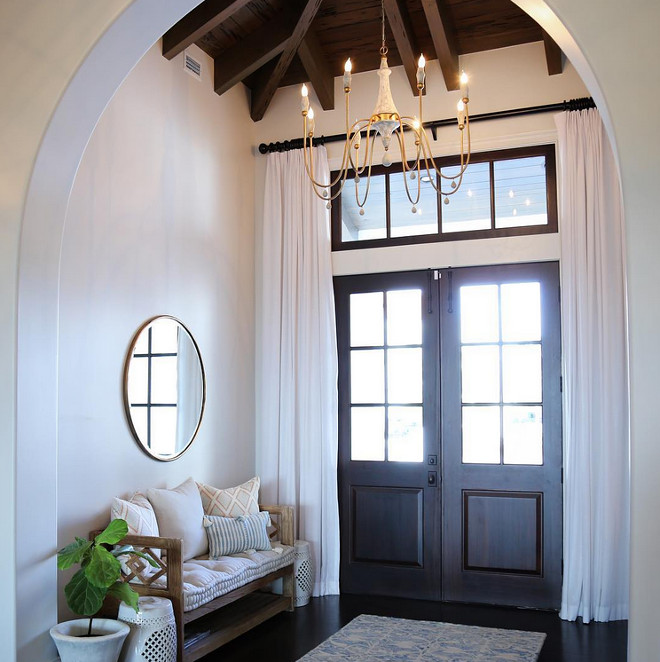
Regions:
[[300, 0, 471, 214]]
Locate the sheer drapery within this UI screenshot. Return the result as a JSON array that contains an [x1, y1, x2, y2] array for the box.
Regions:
[[556, 109, 629, 622], [258, 146, 340, 596]]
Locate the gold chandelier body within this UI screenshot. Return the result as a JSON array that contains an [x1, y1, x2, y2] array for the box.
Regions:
[[300, 19, 471, 214]]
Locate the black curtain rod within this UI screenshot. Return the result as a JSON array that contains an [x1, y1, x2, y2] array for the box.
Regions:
[[258, 96, 595, 155]]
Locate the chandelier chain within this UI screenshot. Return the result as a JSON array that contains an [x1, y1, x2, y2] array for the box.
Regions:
[[380, 0, 388, 56]]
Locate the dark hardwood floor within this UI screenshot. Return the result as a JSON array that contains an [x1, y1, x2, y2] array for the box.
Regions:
[[200, 594, 628, 661]]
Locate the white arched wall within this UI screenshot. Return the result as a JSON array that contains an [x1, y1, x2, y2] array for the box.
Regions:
[[517, 4, 660, 660], [2, 1, 658, 661], [11, 2, 204, 660]]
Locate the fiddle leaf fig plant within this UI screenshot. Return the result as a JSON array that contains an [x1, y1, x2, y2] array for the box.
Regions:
[[57, 518, 158, 634]]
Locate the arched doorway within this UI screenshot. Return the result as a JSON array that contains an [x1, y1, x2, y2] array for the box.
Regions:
[[11, 1, 659, 661]]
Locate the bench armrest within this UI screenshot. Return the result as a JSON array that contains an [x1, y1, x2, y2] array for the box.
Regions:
[[259, 504, 294, 546]]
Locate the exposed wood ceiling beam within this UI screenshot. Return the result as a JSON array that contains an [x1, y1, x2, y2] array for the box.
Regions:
[[383, 0, 422, 96], [250, 0, 325, 122], [162, 0, 252, 61], [214, 14, 293, 97], [542, 30, 563, 75], [298, 29, 335, 112], [420, 0, 459, 91]]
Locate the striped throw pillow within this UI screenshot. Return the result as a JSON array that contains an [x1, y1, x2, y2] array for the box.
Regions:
[[203, 511, 271, 558]]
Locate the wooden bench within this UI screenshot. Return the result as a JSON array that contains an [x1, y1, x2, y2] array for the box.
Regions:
[[94, 504, 295, 662]]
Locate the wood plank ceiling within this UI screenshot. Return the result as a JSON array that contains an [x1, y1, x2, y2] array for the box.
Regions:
[[162, 0, 563, 122]]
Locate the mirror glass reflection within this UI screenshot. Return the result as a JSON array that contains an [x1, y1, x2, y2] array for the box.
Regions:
[[124, 316, 205, 460]]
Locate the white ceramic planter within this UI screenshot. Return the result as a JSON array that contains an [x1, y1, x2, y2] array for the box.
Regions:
[[50, 618, 130, 662]]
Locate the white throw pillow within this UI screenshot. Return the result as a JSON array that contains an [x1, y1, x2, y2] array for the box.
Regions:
[[147, 477, 207, 561], [197, 476, 260, 518], [110, 492, 160, 560]]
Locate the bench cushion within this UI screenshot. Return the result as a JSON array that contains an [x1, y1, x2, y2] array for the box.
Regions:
[[153, 545, 295, 612]]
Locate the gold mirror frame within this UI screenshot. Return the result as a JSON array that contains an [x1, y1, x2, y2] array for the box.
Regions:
[[123, 315, 206, 461]]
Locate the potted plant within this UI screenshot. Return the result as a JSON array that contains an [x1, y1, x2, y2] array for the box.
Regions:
[[50, 519, 157, 662]]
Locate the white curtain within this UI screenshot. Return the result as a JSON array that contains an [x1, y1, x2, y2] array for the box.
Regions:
[[258, 146, 340, 596], [556, 109, 629, 622]]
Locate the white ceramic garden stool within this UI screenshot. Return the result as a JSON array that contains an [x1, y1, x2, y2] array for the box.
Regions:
[[293, 540, 313, 607], [118, 596, 177, 662]]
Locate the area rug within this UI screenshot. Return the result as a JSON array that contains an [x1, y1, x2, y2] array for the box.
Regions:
[[297, 614, 546, 662]]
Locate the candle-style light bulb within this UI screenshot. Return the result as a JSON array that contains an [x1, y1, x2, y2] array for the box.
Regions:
[[457, 99, 466, 128], [343, 58, 352, 90], [459, 70, 469, 101], [307, 107, 315, 134], [301, 84, 309, 112], [416, 54, 426, 88]]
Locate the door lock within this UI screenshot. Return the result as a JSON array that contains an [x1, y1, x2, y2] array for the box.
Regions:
[[428, 454, 437, 466], [428, 471, 438, 487]]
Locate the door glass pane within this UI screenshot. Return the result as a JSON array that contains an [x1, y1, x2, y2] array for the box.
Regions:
[[462, 406, 501, 464], [390, 173, 438, 237], [502, 345, 542, 403], [386, 289, 422, 345], [351, 349, 384, 403], [501, 282, 541, 341], [460, 285, 499, 343], [461, 345, 500, 403], [387, 348, 422, 403], [350, 292, 384, 346], [494, 156, 548, 228], [151, 356, 178, 403], [441, 161, 491, 233], [342, 173, 386, 241], [388, 406, 423, 462], [503, 406, 543, 465], [351, 407, 385, 460]]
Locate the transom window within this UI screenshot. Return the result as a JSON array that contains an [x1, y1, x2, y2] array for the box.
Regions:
[[331, 145, 557, 250]]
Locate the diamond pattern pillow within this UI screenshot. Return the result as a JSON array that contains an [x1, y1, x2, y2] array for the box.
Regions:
[[110, 492, 160, 561], [197, 476, 260, 518]]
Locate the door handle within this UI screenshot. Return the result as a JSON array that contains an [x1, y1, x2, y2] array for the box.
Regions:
[[428, 471, 438, 487]]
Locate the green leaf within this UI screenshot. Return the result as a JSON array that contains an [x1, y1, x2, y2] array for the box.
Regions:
[[64, 569, 106, 616], [107, 582, 139, 612], [57, 538, 92, 570], [95, 519, 128, 546], [85, 545, 121, 588], [112, 544, 135, 557]]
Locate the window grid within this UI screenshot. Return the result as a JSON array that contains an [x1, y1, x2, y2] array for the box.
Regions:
[[460, 284, 544, 466], [349, 290, 424, 463], [130, 326, 178, 450], [332, 145, 557, 251]]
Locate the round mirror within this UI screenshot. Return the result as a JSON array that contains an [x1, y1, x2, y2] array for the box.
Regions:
[[123, 316, 206, 461]]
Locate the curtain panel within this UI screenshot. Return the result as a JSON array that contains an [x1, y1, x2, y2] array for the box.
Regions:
[[258, 146, 340, 596], [556, 109, 630, 622]]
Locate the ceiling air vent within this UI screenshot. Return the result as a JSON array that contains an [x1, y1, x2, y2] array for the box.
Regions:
[[183, 51, 202, 80]]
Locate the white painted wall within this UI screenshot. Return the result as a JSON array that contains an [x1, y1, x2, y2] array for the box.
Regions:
[[253, 41, 587, 276], [57, 42, 256, 616]]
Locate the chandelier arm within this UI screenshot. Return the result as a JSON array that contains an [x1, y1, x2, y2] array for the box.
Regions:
[[415, 136, 464, 198], [394, 129, 422, 206], [301, 121, 355, 191], [399, 119, 423, 172], [353, 148, 379, 209], [353, 122, 377, 176]]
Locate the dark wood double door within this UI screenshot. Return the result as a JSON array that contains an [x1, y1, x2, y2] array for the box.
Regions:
[[335, 262, 562, 608]]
